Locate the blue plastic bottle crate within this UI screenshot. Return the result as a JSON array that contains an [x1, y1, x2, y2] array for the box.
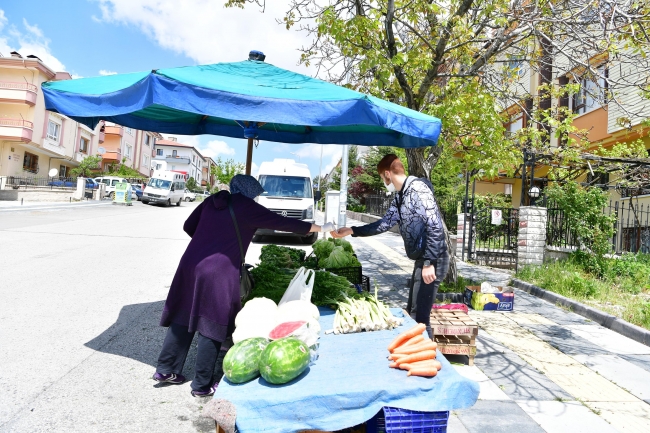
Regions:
[[366, 407, 449, 433]]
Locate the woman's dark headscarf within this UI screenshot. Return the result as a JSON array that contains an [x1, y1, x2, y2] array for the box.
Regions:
[[229, 174, 265, 199]]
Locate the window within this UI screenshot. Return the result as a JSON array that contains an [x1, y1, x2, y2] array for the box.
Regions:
[[507, 56, 525, 77], [143, 155, 149, 167], [59, 165, 68, 177], [506, 112, 524, 135], [47, 120, 61, 142], [125, 127, 133, 135], [23, 152, 39, 173], [193, 155, 195, 163], [144, 135, 151, 146], [258, 175, 313, 198], [156, 148, 163, 156], [172, 150, 178, 157], [80, 137, 89, 153], [573, 65, 607, 115], [125, 144, 132, 158]]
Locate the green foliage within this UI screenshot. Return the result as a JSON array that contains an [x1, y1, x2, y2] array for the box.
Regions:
[[259, 245, 306, 269], [211, 157, 244, 186], [186, 177, 199, 192], [328, 145, 359, 188], [70, 155, 102, 177], [104, 157, 146, 179], [545, 181, 615, 260], [438, 276, 474, 294], [312, 239, 335, 260], [516, 253, 650, 330]]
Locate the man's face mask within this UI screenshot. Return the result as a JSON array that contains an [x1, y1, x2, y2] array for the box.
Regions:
[[383, 173, 396, 193]]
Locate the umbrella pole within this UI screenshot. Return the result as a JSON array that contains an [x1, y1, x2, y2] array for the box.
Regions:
[[245, 138, 254, 175]]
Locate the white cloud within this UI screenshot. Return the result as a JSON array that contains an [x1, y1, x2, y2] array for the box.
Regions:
[[199, 139, 236, 158], [99, 69, 117, 76], [251, 162, 259, 177], [0, 11, 67, 72], [94, 0, 314, 72], [291, 143, 343, 177]]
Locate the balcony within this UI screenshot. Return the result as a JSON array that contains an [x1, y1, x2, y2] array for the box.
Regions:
[[99, 131, 105, 143], [0, 119, 33, 143], [104, 125, 123, 136], [102, 149, 122, 161], [154, 155, 191, 164], [0, 82, 38, 106]]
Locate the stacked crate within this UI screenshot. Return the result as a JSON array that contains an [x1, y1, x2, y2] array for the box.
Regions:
[[430, 309, 478, 366]]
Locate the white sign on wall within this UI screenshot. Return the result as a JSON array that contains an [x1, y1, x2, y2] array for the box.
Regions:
[[491, 209, 503, 225]]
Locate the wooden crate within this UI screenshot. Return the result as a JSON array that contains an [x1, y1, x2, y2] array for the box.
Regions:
[[430, 309, 478, 344], [430, 310, 478, 366], [435, 335, 477, 366]]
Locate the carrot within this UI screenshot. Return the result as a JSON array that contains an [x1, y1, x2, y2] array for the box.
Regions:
[[389, 362, 399, 368], [404, 360, 438, 370], [388, 324, 426, 352], [399, 363, 412, 371], [393, 341, 437, 355], [395, 350, 437, 365], [397, 334, 425, 349], [407, 367, 438, 377], [388, 353, 408, 361]]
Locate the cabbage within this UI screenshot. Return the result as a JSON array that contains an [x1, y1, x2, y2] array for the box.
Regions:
[[332, 238, 354, 254], [320, 246, 360, 268], [235, 297, 278, 328], [312, 239, 335, 260]]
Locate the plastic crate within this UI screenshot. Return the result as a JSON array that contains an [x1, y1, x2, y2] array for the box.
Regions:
[[355, 275, 370, 293], [324, 265, 363, 285], [366, 407, 449, 433]]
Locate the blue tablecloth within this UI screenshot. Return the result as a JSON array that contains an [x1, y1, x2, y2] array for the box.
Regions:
[[213, 308, 479, 432]]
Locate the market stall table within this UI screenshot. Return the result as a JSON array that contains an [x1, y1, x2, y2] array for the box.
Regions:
[[211, 308, 479, 432]]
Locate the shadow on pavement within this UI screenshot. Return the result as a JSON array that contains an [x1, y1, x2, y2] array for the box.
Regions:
[[84, 300, 226, 382]]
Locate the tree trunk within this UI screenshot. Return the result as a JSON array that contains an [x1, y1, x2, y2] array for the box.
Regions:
[[405, 146, 458, 284]]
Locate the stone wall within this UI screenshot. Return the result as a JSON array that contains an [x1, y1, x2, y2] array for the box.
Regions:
[[345, 210, 400, 234], [456, 213, 469, 258], [517, 206, 547, 266], [0, 190, 78, 202]]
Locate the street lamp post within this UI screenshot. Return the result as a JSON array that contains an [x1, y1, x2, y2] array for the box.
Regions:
[[528, 186, 541, 206]]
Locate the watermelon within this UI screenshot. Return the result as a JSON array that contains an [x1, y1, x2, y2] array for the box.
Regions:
[[223, 337, 269, 384], [259, 337, 310, 385], [269, 321, 307, 340]]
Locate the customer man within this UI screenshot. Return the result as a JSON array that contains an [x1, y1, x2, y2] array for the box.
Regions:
[[332, 154, 448, 338]]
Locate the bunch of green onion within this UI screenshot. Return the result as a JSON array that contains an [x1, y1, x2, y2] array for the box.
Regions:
[[330, 286, 403, 334]]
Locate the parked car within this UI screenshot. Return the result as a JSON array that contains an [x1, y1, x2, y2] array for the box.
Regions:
[[94, 176, 128, 199], [130, 184, 143, 201], [184, 189, 197, 202], [47, 178, 100, 189]]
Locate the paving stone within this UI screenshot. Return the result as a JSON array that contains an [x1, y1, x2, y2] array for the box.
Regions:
[[522, 325, 613, 356], [454, 400, 546, 433], [619, 354, 650, 374], [475, 336, 574, 402], [585, 401, 650, 433], [572, 354, 650, 402], [567, 325, 650, 355], [544, 368, 638, 402], [515, 400, 618, 433], [448, 412, 470, 433], [452, 365, 511, 401]]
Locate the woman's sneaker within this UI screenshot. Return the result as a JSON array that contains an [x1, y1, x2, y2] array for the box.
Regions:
[[191, 382, 219, 397], [152, 372, 186, 384]]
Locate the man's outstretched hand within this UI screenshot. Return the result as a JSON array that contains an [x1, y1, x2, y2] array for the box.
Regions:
[[331, 227, 353, 238]]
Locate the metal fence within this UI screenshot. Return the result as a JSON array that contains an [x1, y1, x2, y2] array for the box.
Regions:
[[467, 207, 519, 269], [364, 193, 459, 233], [5, 176, 79, 190], [545, 200, 650, 254]]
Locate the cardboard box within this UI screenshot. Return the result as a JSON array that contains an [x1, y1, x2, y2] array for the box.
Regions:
[[464, 286, 514, 311]]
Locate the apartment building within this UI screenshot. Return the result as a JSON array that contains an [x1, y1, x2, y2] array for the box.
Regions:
[[153, 137, 205, 184], [0, 52, 102, 179], [100, 122, 161, 176], [473, 48, 650, 208], [202, 157, 218, 190]]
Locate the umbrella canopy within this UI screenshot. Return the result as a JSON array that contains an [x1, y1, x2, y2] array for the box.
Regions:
[[42, 57, 442, 173]]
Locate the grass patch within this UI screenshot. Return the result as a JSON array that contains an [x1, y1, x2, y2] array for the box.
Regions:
[[516, 252, 650, 330], [439, 275, 474, 293]]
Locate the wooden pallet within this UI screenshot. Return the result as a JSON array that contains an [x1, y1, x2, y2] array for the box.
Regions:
[[435, 335, 477, 366]]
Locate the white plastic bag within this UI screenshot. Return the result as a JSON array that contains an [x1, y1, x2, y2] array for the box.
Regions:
[[279, 267, 315, 305]]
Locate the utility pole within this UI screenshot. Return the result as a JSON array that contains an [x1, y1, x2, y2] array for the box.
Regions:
[[338, 145, 349, 229]]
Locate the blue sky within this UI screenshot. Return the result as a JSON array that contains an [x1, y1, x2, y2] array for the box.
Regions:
[[0, 0, 345, 177]]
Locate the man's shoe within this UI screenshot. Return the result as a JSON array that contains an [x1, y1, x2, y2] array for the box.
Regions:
[[153, 372, 187, 384], [191, 382, 219, 397]]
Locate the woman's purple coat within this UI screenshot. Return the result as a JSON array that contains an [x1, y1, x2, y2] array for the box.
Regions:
[[160, 191, 311, 342]]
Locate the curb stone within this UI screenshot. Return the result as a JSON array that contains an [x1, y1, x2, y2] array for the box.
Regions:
[[511, 278, 650, 347]]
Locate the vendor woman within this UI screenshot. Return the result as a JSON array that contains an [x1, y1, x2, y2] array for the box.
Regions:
[[332, 154, 448, 339], [153, 174, 335, 397]]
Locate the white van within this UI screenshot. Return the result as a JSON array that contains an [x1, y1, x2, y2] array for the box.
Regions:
[[254, 159, 318, 244], [142, 167, 186, 207], [94, 176, 127, 199]]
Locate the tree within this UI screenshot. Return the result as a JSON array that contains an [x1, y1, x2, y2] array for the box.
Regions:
[[210, 157, 245, 185], [105, 157, 145, 179], [228, 0, 650, 181], [186, 177, 199, 191], [329, 145, 359, 187], [70, 155, 102, 178]]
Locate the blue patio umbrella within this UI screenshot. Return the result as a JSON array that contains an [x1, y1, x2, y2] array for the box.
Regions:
[[42, 51, 442, 174]]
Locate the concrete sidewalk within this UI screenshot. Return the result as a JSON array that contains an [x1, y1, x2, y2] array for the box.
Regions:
[[341, 213, 650, 432]]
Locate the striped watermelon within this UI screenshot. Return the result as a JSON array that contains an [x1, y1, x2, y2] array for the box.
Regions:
[[223, 337, 269, 384], [259, 337, 310, 385]]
